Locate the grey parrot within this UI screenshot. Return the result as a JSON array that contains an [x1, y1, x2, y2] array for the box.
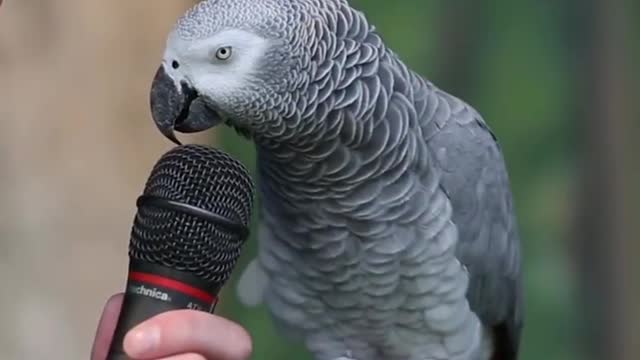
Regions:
[[148, 0, 523, 359]]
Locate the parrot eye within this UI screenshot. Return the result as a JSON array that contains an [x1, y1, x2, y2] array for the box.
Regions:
[[214, 46, 233, 61]]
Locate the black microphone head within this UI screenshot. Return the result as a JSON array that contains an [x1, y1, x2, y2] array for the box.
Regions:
[[129, 144, 255, 286]]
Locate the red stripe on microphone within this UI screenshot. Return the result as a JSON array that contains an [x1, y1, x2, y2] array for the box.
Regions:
[[129, 272, 215, 304]]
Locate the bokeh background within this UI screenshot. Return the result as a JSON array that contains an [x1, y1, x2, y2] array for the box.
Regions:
[[0, 0, 638, 359]]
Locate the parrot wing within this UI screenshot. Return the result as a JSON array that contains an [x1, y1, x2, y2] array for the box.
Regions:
[[420, 87, 523, 360]]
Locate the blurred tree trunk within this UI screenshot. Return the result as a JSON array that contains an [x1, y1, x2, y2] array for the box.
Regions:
[[431, 0, 487, 99], [0, 1, 205, 359], [571, 0, 639, 359]]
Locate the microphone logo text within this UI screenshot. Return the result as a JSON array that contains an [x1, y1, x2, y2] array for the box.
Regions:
[[129, 284, 172, 302]]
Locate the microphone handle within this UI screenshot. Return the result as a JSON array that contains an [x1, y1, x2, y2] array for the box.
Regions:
[[106, 260, 220, 360]]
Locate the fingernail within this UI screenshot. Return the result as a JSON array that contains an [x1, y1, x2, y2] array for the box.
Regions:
[[124, 324, 160, 357]]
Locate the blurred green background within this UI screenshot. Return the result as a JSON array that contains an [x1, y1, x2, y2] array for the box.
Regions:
[[0, 0, 637, 359]]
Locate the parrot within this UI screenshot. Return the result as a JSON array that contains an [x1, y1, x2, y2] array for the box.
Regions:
[[148, 0, 524, 359]]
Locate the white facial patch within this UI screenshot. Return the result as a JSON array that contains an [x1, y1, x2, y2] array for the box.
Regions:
[[164, 29, 271, 102]]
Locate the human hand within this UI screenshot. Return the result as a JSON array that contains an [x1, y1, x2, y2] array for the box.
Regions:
[[91, 293, 253, 360]]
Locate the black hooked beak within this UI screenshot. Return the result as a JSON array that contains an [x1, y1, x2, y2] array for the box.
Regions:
[[149, 65, 222, 145]]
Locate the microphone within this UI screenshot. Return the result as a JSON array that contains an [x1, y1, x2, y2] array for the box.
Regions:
[[106, 144, 255, 359]]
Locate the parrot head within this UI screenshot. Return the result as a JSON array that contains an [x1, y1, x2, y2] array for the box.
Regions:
[[150, 0, 326, 144]]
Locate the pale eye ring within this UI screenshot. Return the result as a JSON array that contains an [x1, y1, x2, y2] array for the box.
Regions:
[[215, 46, 233, 60]]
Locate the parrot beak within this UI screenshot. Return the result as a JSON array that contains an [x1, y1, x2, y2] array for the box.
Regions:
[[149, 65, 222, 145]]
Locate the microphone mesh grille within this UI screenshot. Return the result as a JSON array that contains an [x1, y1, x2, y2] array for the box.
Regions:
[[129, 144, 254, 284]]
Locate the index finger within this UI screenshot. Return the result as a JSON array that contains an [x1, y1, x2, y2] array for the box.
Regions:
[[123, 310, 253, 360]]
